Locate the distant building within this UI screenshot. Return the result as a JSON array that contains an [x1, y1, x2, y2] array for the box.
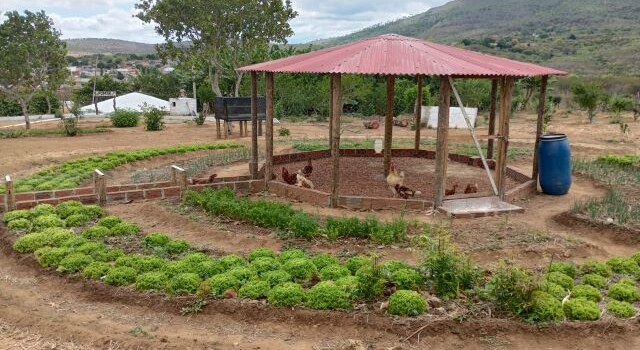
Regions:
[[80, 92, 169, 115]]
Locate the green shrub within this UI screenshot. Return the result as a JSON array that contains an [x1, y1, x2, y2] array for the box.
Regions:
[[345, 255, 372, 274], [7, 218, 31, 231], [82, 261, 112, 280], [220, 254, 247, 269], [283, 258, 317, 281], [98, 216, 122, 229], [33, 214, 65, 230], [32, 203, 55, 216], [162, 260, 196, 277], [54, 201, 84, 218], [538, 281, 567, 301], [35, 247, 69, 267], [354, 264, 386, 300], [319, 264, 351, 281], [180, 252, 210, 265], [142, 232, 171, 248], [166, 273, 202, 295], [608, 282, 640, 303], [248, 247, 276, 261], [111, 109, 139, 128], [582, 274, 607, 289], [105, 266, 138, 286], [227, 266, 257, 283], [287, 212, 319, 238], [238, 279, 271, 299], [75, 242, 106, 255], [208, 273, 241, 296], [335, 276, 359, 297], [58, 253, 93, 273], [165, 240, 189, 254], [545, 272, 574, 290], [305, 281, 352, 310], [61, 236, 89, 248], [380, 260, 410, 277], [425, 247, 480, 298], [82, 226, 111, 240], [371, 216, 408, 244], [278, 249, 308, 263], [606, 257, 640, 275], [65, 214, 90, 227], [526, 291, 564, 323], [136, 271, 169, 291], [142, 105, 166, 131], [607, 300, 636, 318], [262, 270, 292, 287], [250, 257, 281, 275], [487, 261, 535, 315], [93, 247, 124, 262], [391, 268, 424, 291], [13, 229, 74, 253], [580, 260, 613, 277], [77, 205, 104, 219], [632, 252, 640, 266], [194, 259, 224, 279], [115, 254, 166, 273], [563, 298, 600, 321], [387, 290, 426, 316], [110, 222, 140, 235], [548, 261, 578, 278], [268, 282, 306, 306], [571, 284, 601, 302], [311, 253, 339, 270], [3, 209, 31, 222]]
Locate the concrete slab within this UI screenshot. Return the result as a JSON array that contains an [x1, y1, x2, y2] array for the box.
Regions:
[[439, 196, 524, 218]]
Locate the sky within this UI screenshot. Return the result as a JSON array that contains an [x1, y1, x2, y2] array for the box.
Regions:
[[0, 0, 450, 44]]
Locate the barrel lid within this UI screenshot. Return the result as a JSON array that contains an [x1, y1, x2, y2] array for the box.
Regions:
[[541, 133, 567, 141]]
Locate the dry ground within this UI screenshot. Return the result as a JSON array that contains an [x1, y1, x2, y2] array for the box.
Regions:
[[1, 110, 639, 349]]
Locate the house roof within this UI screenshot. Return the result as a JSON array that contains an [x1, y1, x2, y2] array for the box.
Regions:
[[80, 92, 169, 114], [238, 34, 567, 77]]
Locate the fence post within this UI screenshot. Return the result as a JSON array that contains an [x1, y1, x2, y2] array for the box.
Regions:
[[171, 165, 187, 195], [94, 170, 106, 205], [5, 175, 15, 211]]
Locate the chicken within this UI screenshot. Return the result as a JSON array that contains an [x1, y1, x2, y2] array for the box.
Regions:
[[394, 184, 422, 199], [223, 289, 237, 299], [445, 183, 459, 196], [464, 183, 478, 194], [296, 170, 314, 189], [386, 161, 405, 197], [281, 167, 297, 185], [188, 173, 218, 185], [301, 158, 313, 177]]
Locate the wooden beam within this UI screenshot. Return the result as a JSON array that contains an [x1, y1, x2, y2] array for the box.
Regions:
[[532, 75, 549, 180], [434, 76, 452, 208], [250, 71, 259, 179], [330, 74, 342, 208], [328, 74, 334, 149], [414, 75, 423, 153], [93, 170, 106, 205], [265, 72, 275, 189], [5, 175, 15, 211], [383, 75, 395, 177], [487, 79, 498, 159], [496, 77, 515, 199]]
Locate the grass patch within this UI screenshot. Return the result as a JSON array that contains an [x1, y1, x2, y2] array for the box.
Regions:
[[0, 127, 111, 139]]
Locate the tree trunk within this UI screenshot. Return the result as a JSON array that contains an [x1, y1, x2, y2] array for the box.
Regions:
[[208, 61, 223, 97], [46, 94, 52, 114], [19, 99, 31, 130], [233, 71, 244, 97]]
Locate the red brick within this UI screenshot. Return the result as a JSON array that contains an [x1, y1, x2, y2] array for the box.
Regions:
[[53, 189, 74, 198], [37, 198, 60, 205], [186, 184, 209, 192], [154, 181, 173, 188], [163, 187, 181, 197], [75, 187, 94, 195], [77, 195, 98, 204], [106, 186, 121, 192], [144, 188, 163, 199], [107, 192, 126, 202], [117, 184, 138, 192], [251, 180, 265, 192], [34, 191, 53, 200], [0, 196, 5, 205], [16, 202, 34, 210], [125, 190, 145, 201], [137, 183, 156, 190], [15, 193, 35, 202]]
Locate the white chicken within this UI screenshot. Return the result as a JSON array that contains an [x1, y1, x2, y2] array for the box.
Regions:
[[386, 161, 405, 197]]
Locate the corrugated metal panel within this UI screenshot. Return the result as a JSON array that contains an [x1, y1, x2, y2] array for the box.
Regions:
[[238, 34, 567, 77]]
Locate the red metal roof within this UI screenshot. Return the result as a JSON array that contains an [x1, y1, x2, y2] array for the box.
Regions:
[[238, 34, 566, 77]]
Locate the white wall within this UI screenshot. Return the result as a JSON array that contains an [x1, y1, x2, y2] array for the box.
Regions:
[[422, 106, 478, 129], [169, 98, 197, 116]]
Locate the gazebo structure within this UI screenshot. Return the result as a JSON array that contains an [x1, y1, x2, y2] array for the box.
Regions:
[[238, 34, 566, 210]]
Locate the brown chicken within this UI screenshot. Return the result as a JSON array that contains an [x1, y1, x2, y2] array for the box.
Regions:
[[464, 183, 478, 194], [386, 161, 405, 197], [394, 184, 422, 199], [281, 167, 297, 185], [188, 173, 218, 185], [301, 158, 313, 177], [445, 183, 459, 196]]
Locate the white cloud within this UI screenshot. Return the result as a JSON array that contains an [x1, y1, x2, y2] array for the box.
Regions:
[[0, 0, 132, 11]]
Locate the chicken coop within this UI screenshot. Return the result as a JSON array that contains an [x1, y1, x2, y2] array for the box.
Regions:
[[214, 96, 266, 138], [238, 34, 566, 216]]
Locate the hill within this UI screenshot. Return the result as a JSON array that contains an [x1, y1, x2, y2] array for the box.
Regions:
[[64, 38, 158, 56], [313, 0, 640, 75]]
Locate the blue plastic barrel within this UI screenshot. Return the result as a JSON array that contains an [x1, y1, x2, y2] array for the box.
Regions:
[[538, 134, 572, 195]]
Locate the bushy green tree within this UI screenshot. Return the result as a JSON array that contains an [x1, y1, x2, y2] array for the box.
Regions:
[[572, 82, 605, 123]]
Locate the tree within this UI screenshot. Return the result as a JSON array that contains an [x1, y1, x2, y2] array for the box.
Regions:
[[135, 0, 297, 97], [571, 82, 604, 123], [0, 10, 68, 128], [609, 96, 633, 120]]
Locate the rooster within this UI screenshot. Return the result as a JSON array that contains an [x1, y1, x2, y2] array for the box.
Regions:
[[188, 173, 218, 185], [281, 167, 297, 185], [296, 170, 314, 189], [394, 184, 421, 199], [301, 157, 313, 177], [386, 161, 405, 197], [445, 183, 459, 196], [464, 183, 478, 194]]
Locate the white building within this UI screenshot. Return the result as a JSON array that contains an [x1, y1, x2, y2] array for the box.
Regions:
[[80, 92, 169, 115], [169, 97, 197, 116]]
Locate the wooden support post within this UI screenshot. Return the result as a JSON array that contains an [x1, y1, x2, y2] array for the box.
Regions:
[[171, 165, 187, 194], [216, 119, 221, 139], [330, 73, 342, 208], [239, 120, 244, 137], [532, 75, 549, 180], [223, 121, 228, 139], [496, 77, 515, 199], [265, 72, 275, 189], [487, 79, 498, 159], [383, 75, 395, 177], [258, 120, 263, 137], [250, 71, 259, 179], [414, 75, 423, 153], [434, 76, 452, 208], [328, 74, 334, 149], [5, 176, 15, 211], [93, 169, 106, 205], [244, 121, 249, 137]]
